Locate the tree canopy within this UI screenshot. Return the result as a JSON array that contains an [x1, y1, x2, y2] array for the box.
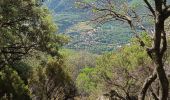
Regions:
[[0, 0, 170, 100]]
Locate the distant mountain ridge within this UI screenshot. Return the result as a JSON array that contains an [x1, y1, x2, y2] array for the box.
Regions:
[[45, 0, 87, 32], [45, 0, 79, 12]]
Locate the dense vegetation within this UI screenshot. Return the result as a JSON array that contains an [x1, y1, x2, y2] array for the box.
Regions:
[[0, 0, 73, 99], [0, 0, 170, 100]]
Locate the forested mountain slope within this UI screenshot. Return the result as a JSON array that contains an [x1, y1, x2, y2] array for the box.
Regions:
[[1, 0, 170, 99], [45, 0, 133, 54]]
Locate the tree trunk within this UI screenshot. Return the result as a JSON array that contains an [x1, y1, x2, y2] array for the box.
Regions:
[[156, 58, 169, 100], [155, 14, 169, 100], [139, 1, 169, 99]]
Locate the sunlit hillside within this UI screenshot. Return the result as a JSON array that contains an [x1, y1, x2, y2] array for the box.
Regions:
[[45, 0, 133, 54]]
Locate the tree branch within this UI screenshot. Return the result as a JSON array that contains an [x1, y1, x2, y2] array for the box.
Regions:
[[160, 31, 167, 57], [138, 69, 157, 100], [149, 87, 159, 100], [143, 0, 156, 17], [163, 9, 170, 20]]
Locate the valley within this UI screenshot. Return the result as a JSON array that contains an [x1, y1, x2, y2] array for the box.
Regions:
[[45, 0, 133, 54]]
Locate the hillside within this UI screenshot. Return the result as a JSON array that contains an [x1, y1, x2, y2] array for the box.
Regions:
[[45, 0, 132, 54], [1, 0, 170, 100]]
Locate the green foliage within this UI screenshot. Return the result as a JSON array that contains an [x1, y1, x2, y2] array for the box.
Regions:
[[0, 0, 70, 99], [29, 58, 76, 100], [139, 32, 152, 47], [61, 49, 98, 81], [75, 37, 152, 98], [0, 66, 30, 100], [116, 44, 150, 70], [1, 0, 169, 99], [76, 67, 97, 94], [12, 62, 33, 84], [0, 0, 68, 66]]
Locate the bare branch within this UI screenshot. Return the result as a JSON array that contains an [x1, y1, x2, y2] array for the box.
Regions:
[[143, 0, 156, 17], [138, 69, 157, 100], [149, 87, 159, 100]]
